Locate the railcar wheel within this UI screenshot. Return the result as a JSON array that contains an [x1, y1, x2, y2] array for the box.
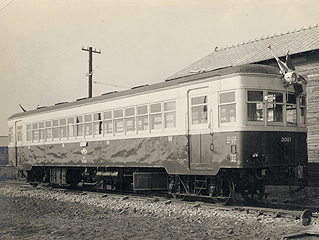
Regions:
[[240, 173, 265, 202], [211, 174, 235, 205]]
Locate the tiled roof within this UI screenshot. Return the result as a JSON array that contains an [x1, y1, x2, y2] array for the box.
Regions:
[[167, 25, 319, 80]]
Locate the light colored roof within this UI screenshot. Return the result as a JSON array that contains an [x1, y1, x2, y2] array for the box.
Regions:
[[9, 64, 279, 120], [167, 25, 319, 80]]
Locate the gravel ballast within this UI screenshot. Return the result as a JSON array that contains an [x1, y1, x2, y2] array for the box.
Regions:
[[0, 183, 316, 239]]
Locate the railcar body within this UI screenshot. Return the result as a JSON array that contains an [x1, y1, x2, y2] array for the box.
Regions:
[[8, 64, 307, 204]]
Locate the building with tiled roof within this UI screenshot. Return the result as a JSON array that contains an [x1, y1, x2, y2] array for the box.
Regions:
[[167, 25, 319, 80]]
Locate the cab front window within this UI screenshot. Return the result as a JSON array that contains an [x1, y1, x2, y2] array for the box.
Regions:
[[267, 92, 283, 123], [286, 94, 297, 125], [247, 91, 264, 122]]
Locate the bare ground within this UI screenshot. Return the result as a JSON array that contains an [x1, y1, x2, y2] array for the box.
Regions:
[[0, 180, 317, 240]]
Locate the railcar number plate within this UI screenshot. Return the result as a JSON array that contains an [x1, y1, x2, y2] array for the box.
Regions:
[[281, 137, 292, 143]]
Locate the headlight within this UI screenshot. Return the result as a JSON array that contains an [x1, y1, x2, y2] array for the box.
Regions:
[[284, 72, 297, 84]]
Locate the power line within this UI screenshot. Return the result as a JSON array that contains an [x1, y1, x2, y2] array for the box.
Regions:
[[92, 81, 127, 89], [0, 0, 15, 12]]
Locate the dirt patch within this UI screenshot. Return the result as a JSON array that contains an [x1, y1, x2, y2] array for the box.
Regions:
[[0, 183, 316, 240]]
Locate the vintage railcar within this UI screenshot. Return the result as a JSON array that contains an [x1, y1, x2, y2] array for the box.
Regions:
[[8, 64, 307, 204]]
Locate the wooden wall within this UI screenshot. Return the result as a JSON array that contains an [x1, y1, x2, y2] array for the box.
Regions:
[[295, 50, 319, 163]]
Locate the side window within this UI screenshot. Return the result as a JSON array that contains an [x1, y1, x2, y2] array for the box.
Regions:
[[286, 93, 297, 125], [247, 91, 264, 122], [114, 109, 124, 133], [191, 96, 208, 125], [76, 116, 83, 137], [84, 114, 93, 136], [150, 103, 162, 130], [137, 105, 148, 131], [8, 127, 14, 143], [16, 125, 22, 142], [26, 124, 32, 142], [164, 101, 176, 128], [103, 111, 113, 135], [60, 118, 67, 138], [125, 107, 136, 133], [46, 121, 52, 140], [94, 113, 102, 136], [219, 91, 236, 123], [267, 92, 283, 123], [67, 117, 75, 138], [52, 119, 59, 139], [38, 122, 45, 141], [32, 123, 39, 141]]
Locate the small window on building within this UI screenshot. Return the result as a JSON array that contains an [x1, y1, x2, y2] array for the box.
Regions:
[[247, 91, 264, 122], [219, 92, 236, 123], [137, 105, 148, 131], [300, 95, 306, 126], [286, 93, 297, 125], [267, 92, 283, 123], [164, 101, 176, 128], [191, 96, 208, 125], [150, 103, 162, 130]]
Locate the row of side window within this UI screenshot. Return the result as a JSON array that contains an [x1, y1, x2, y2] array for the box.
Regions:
[[20, 101, 176, 142]]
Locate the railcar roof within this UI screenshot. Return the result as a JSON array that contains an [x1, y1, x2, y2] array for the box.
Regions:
[[8, 64, 280, 120]]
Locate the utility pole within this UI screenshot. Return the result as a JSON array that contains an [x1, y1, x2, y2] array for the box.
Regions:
[[82, 46, 101, 98]]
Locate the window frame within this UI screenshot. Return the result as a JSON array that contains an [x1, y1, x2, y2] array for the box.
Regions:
[[218, 91, 236, 125], [246, 90, 265, 125], [93, 112, 103, 137], [125, 106, 136, 135], [137, 104, 149, 133], [266, 91, 284, 126], [190, 95, 208, 126], [103, 110, 113, 136], [150, 102, 163, 132], [164, 100, 177, 129], [114, 108, 124, 135]]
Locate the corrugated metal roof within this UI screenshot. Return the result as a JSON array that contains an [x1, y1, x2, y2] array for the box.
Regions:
[[167, 25, 319, 80]]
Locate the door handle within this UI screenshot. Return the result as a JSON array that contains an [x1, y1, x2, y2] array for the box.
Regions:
[[210, 143, 214, 151]]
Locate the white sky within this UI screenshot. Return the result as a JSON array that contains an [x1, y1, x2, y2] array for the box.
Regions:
[[1, 0, 318, 135]]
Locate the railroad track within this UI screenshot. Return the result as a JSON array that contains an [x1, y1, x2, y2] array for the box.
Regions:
[[3, 179, 319, 236]]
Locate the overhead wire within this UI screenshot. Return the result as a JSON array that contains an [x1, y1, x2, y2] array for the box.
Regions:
[[0, 0, 15, 13], [92, 81, 127, 89]]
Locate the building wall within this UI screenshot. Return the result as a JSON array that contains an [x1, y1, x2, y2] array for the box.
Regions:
[[297, 52, 319, 182], [292, 51, 319, 163]]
